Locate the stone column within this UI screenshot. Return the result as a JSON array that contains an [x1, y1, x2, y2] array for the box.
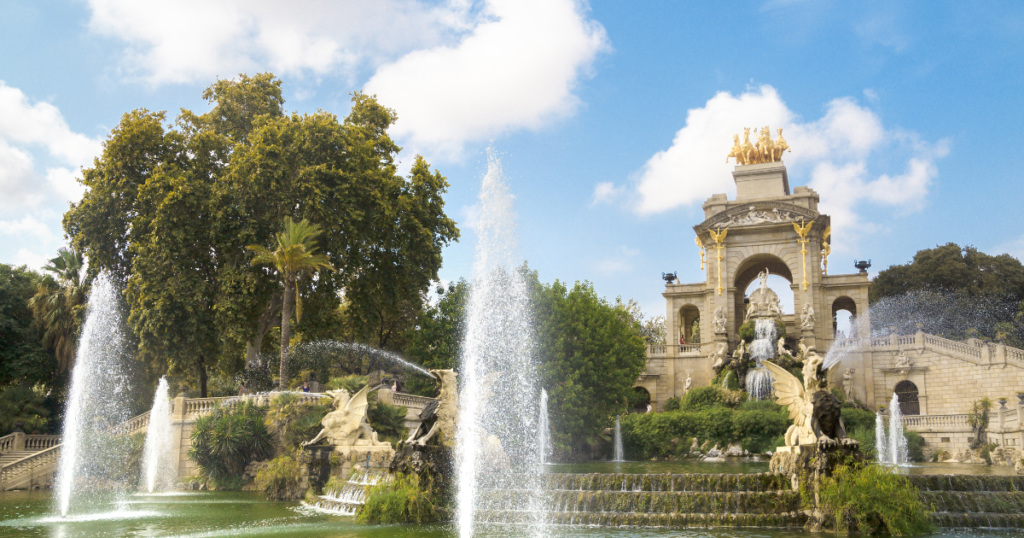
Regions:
[[10, 431, 25, 451]]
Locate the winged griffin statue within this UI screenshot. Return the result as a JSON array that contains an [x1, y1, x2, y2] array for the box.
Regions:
[[302, 385, 390, 448], [762, 351, 858, 450]]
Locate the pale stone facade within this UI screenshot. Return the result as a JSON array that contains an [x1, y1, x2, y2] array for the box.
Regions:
[[639, 160, 1024, 460]]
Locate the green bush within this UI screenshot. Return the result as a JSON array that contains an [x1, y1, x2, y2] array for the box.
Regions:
[[732, 403, 789, 454], [254, 454, 303, 500], [265, 392, 330, 450], [680, 386, 723, 411], [905, 431, 925, 463], [841, 408, 876, 436], [359, 472, 438, 524], [738, 318, 785, 343], [817, 463, 934, 535], [367, 398, 408, 444], [0, 385, 50, 435], [722, 370, 739, 390], [663, 397, 681, 412], [189, 401, 273, 488]]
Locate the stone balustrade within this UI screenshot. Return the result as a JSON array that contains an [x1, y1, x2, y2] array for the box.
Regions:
[[0, 433, 60, 453], [113, 411, 150, 436], [902, 414, 970, 428], [0, 444, 60, 490]]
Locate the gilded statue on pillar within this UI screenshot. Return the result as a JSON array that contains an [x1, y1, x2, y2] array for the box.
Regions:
[[726, 126, 792, 165]]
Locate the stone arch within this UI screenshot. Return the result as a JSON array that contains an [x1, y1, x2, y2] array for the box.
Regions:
[[894, 380, 920, 416], [633, 386, 651, 413], [733, 253, 795, 334], [832, 296, 857, 337], [678, 304, 701, 344]]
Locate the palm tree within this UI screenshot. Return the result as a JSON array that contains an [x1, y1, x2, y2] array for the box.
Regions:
[[28, 247, 88, 372], [248, 217, 335, 387]]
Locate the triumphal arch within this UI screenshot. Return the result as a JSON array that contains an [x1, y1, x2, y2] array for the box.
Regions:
[[638, 127, 871, 409]]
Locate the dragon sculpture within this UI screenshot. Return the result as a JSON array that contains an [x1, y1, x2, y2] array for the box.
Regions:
[[763, 350, 858, 450], [302, 385, 390, 448]]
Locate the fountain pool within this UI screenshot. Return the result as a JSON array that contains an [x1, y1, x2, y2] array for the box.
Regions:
[[0, 490, 1013, 538]]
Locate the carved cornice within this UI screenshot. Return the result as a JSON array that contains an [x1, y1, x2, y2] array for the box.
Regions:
[[694, 201, 828, 236]]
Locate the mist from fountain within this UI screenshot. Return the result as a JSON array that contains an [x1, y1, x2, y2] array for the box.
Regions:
[[745, 318, 776, 400], [612, 416, 624, 463], [455, 151, 544, 538], [875, 411, 890, 464], [142, 377, 175, 493], [539, 388, 550, 465], [55, 272, 132, 517], [888, 393, 909, 465], [288, 340, 433, 377]]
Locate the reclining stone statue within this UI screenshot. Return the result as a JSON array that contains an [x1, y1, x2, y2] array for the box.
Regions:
[[302, 385, 390, 448]]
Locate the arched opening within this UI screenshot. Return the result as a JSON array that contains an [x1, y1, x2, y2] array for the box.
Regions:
[[832, 296, 857, 339], [679, 304, 700, 344], [632, 387, 651, 413], [894, 380, 920, 416], [734, 254, 796, 342]]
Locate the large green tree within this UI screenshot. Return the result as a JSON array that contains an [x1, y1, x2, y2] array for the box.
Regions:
[[404, 279, 469, 396], [28, 247, 88, 372], [532, 278, 648, 461], [0, 265, 56, 388], [871, 243, 1024, 303], [64, 74, 459, 395]]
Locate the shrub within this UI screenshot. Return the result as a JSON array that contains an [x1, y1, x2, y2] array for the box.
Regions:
[[732, 403, 789, 454], [254, 454, 303, 500], [325, 374, 369, 393], [359, 472, 438, 524], [265, 392, 330, 450], [840, 408, 876, 436], [189, 401, 273, 488], [619, 402, 788, 459], [0, 385, 50, 435], [722, 370, 739, 390], [905, 431, 925, 462], [367, 398, 408, 444], [738, 318, 786, 343], [663, 397, 681, 412], [817, 463, 934, 535], [681, 386, 723, 411]]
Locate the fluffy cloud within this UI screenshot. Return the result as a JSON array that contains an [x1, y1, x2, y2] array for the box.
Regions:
[[365, 0, 609, 159], [608, 85, 947, 252], [86, 0, 470, 85], [0, 82, 102, 265]]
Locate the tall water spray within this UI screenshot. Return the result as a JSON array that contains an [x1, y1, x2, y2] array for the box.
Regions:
[[875, 411, 890, 464], [745, 318, 776, 400], [455, 152, 543, 538], [888, 393, 909, 465], [142, 377, 175, 493], [612, 416, 624, 462], [56, 272, 132, 516], [538, 388, 550, 465]]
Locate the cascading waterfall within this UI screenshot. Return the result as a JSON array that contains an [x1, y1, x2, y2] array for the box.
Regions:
[[745, 318, 776, 400], [55, 272, 132, 517], [612, 416, 624, 462], [875, 411, 890, 464], [142, 377, 175, 493], [888, 393, 909, 465], [456, 151, 544, 538], [539, 388, 550, 465]]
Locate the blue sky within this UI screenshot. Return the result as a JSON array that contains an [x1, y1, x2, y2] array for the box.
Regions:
[[2, 0, 1024, 317]]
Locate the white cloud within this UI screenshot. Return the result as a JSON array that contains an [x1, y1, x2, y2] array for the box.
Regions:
[[0, 82, 102, 265], [0, 216, 55, 241], [993, 234, 1024, 262], [595, 246, 638, 275], [364, 0, 609, 159], [86, 0, 471, 85], [14, 248, 49, 271], [591, 181, 624, 205], [618, 85, 948, 252]]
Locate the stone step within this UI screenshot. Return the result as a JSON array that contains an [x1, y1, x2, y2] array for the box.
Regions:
[[474, 509, 808, 528], [929, 512, 1024, 529], [485, 472, 790, 493], [476, 489, 801, 515], [0, 451, 36, 466], [920, 491, 1024, 514], [908, 475, 1024, 492]]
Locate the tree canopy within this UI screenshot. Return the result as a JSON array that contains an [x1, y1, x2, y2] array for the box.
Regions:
[[63, 73, 459, 396], [871, 243, 1024, 303], [0, 265, 56, 388]]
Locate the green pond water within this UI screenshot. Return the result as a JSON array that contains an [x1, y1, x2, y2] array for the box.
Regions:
[[548, 460, 1020, 476], [1, 462, 1017, 537]]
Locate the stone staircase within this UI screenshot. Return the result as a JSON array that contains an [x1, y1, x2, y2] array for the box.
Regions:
[[0, 433, 61, 491], [475, 473, 807, 528], [910, 474, 1024, 528]]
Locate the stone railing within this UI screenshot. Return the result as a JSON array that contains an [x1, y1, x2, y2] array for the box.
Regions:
[[23, 435, 60, 451], [923, 334, 982, 360], [902, 414, 970, 429], [0, 433, 61, 453], [647, 344, 666, 356], [647, 342, 713, 357], [113, 411, 150, 436], [0, 444, 60, 490], [391, 392, 434, 410], [1005, 346, 1024, 367]]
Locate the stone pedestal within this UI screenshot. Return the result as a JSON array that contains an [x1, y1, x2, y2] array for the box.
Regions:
[[330, 444, 395, 480], [800, 328, 817, 352]]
